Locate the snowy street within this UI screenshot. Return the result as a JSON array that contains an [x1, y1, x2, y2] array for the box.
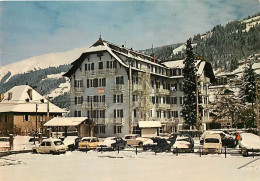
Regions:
[[0, 150, 259, 181]]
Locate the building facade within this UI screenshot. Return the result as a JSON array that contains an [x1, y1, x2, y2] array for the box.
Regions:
[[64, 38, 215, 137], [0, 85, 66, 135]]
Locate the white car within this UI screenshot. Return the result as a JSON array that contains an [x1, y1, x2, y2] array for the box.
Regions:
[[172, 136, 194, 153], [123, 134, 151, 147], [239, 133, 260, 156], [32, 138, 67, 154], [202, 133, 222, 154]]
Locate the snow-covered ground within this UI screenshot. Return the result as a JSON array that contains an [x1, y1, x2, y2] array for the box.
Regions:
[[0, 150, 259, 181]]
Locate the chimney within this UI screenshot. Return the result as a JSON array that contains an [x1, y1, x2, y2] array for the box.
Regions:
[[28, 89, 33, 100], [8, 92, 12, 100], [33, 86, 37, 91], [0, 93, 4, 102]]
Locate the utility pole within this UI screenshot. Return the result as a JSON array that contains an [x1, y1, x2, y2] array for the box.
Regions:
[[91, 99, 94, 137], [256, 79, 260, 136], [129, 59, 133, 134], [34, 104, 38, 145], [47, 96, 50, 122], [195, 76, 200, 131]]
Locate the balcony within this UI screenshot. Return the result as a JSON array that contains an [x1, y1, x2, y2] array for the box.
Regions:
[[93, 118, 106, 124], [133, 84, 143, 92], [84, 68, 117, 77], [82, 102, 107, 109], [110, 84, 125, 92], [71, 87, 84, 94], [155, 88, 170, 95], [155, 103, 171, 110], [113, 118, 125, 124], [133, 101, 141, 107]]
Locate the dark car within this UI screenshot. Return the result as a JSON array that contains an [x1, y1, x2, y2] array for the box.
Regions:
[[143, 137, 171, 152], [98, 137, 126, 151]]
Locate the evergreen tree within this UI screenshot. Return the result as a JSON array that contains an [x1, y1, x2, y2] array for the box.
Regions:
[[240, 61, 257, 127], [182, 38, 197, 128]]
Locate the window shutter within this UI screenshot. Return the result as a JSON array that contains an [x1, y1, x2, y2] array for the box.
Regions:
[[87, 79, 89, 88], [114, 126, 116, 134], [113, 95, 116, 103], [114, 110, 116, 118], [121, 94, 123, 103], [121, 109, 123, 117], [75, 97, 77, 105], [114, 60, 117, 68], [91, 63, 94, 70], [107, 61, 109, 68]]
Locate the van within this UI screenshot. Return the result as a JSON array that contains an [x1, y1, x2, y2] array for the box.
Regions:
[[202, 133, 222, 154]]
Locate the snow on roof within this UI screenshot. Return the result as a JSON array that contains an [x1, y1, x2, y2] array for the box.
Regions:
[[139, 121, 162, 128], [0, 85, 66, 113], [197, 61, 205, 76], [85, 45, 107, 53], [44, 117, 88, 127], [162, 59, 184, 68]]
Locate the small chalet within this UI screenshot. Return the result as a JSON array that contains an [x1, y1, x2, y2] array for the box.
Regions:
[[139, 121, 161, 138], [44, 117, 90, 137], [0, 85, 66, 135]]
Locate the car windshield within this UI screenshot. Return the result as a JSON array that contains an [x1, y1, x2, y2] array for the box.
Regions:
[[205, 138, 219, 143], [54, 141, 64, 146], [82, 139, 91, 142]]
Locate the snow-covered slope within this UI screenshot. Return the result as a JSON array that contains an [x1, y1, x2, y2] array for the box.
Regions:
[[241, 15, 260, 32], [0, 47, 88, 82], [172, 43, 197, 55]]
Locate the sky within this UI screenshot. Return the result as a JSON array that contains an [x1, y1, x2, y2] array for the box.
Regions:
[[0, 0, 259, 66]]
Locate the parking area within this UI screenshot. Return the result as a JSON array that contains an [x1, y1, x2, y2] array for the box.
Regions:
[[0, 150, 260, 181]]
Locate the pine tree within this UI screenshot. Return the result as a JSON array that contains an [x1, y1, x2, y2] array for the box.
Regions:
[[240, 61, 256, 127], [182, 38, 197, 128]]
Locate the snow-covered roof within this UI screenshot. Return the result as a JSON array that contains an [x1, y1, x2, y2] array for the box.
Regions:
[[44, 117, 88, 127], [139, 121, 162, 128], [0, 85, 66, 113]]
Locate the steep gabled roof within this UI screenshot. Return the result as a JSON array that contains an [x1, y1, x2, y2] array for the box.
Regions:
[[0, 85, 66, 113]]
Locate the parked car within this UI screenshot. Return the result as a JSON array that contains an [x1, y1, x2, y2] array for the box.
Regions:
[[239, 133, 260, 156], [143, 137, 171, 152], [63, 136, 79, 151], [97, 137, 126, 151], [78, 137, 101, 151], [200, 131, 236, 148], [32, 138, 67, 154], [202, 133, 222, 154], [168, 133, 193, 146], [172, 136, 194, 153], [123, 134, 150, 147]]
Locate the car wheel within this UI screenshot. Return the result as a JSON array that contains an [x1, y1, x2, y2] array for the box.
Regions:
[[242, 148, 248, 157], [138, 142, 143, 147], [32, 149, 37, 154], [50, 151, 55, 155]]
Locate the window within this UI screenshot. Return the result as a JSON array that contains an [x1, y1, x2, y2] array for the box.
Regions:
[[87, 78, 105, 88], [180, 97, 183, 105], [74, 80, 83, 88], [134, 109, 137, 117], [99, 62, 103, 69], [107, 60, 117, 69], [93, 110, 105, 118], [46, 142, 51, 146], [41, 142, 45, 146], [93, 78, 98, 87], [99, 125, 106, 134], [174, 111, 178, 118], [114, 109, 123, 118], [174, 97, 177, 104], [114, 94, 123, 103], [24, 115, 30, 122], [75, 96, 83, 105], [114, 125, 122, 134], [133, 94, 138, 102], [85, 62, 94, 71], [152, 96, 155, 104], [74, 111, 81, 117], [116, 76, 124, 84], [179, 83, 183, 91]]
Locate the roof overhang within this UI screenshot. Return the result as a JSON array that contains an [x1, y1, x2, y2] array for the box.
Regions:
[[44, 117, 88, 127]]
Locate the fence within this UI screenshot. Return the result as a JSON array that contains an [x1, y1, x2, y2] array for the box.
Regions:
[[84, 145, 260, 158]]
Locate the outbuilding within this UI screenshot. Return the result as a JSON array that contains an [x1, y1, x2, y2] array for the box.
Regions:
[[44, 117, 91, 137], [139, 121, 161, 138]]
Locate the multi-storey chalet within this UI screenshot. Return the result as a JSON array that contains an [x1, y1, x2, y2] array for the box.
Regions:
[[64, 38, 215, 137], [0, 85, 66, 135]]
